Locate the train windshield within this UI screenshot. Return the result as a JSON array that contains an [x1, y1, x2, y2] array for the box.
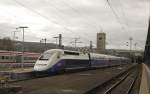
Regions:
[[39, 52, 54, 60]]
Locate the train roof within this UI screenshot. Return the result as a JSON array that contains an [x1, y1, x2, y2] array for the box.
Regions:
[[45, 49, 128, 59], [90, 53, 128, 59], [45, 49, 80, 55]]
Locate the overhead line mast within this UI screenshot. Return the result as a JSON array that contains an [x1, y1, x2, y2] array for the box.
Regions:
[[70, 37, 82, 49]]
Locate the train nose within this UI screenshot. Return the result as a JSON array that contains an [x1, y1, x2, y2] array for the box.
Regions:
[[34, 61, 47, 71], [34, 65, 39, 71], [34, 63, 48, 71]]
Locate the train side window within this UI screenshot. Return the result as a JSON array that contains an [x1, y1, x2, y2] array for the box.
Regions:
[[8, 56, 11, 60], [10, 56, 14, 60], [2, 56, 4, 60], [5, 56, 9, 59], [24, 57, 27, 60], [32, 57, 36, 60], [64, 51, 79, 55]]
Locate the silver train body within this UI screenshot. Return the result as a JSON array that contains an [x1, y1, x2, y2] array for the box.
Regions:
[[34, 49, 129, 72]]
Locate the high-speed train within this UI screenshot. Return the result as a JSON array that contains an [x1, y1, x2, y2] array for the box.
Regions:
[[34, 49, 129, 72]]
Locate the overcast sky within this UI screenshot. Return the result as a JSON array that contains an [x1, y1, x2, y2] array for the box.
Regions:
[[0, 0, 149, 50]]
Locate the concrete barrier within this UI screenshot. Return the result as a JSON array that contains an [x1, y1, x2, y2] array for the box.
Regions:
[[139, 64, 150, 94]]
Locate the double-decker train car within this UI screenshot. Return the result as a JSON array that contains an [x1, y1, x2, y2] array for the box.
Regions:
[[34, 49, 130, 72], [0, 50, 40, 67]]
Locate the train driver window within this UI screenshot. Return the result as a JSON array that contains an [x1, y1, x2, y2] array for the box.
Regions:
[[39, 52, 54, 60]]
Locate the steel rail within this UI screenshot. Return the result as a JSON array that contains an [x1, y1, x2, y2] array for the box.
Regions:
[[84, 64, 137, 94], [103, 73, 130, 94], [125, 74, 138, 94]]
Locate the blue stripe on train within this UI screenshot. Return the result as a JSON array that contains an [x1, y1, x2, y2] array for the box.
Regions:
[[46, 59, 111, 73]]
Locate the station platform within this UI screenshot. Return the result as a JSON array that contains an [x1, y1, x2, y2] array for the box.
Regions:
[[139, 63, 150, 94]]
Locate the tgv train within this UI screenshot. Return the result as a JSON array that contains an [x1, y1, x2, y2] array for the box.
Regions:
[[34, 49, 129, 72]]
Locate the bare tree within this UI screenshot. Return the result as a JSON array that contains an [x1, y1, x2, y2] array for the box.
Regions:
[[0, 37, 15, 51]]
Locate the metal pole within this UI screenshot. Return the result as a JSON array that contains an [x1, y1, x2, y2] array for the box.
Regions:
[[53, 36, 58, 48], [19, 26, 28, 69], [44, 38, 47, 50], [129, 37, 133, 62], [13, 31, 16, 63], [13, 28, 19, 64], [74, 38, 79, 48], [59, 34, 62, 48], [134, 43, 137, 63], [56, 38, 57, 48], [40, 40, 42, 52], [129, 38, 132, 51], [10, 31, 16, 69], [71, 37, 82, 50], [90, 41, 93, 52], [134, 43, 137, 50], [22, 28, 24, 69], [13, 31, 16, 42], [75, 39, 77, 48]]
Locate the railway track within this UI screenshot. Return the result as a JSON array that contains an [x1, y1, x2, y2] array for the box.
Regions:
[[9, 63, 138, 94], [84, 64, 141, 94]]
